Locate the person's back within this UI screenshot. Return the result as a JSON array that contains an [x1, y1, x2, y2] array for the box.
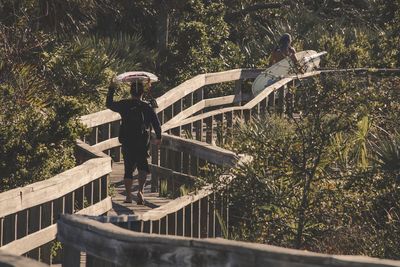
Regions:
[[269, 33, 298, 66], [113, 98, 153, 153]]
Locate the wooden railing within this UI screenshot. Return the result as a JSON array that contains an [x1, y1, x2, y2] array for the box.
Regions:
[[58, 214, 400, 267], [0, 133, 112, 264], [87, 140, 250, 243], [164, 72, 322, 143]]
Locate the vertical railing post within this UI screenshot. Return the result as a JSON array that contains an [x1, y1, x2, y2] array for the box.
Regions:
[[234, 79, 242, 105], [0, 217, 3, 246], [277, 85, 286, 116]]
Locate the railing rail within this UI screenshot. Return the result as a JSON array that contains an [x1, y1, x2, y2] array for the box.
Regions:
[[58, 214, 400, 267]]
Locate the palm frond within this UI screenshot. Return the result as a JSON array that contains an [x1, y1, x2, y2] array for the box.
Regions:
[[372, 132, 400, 172]]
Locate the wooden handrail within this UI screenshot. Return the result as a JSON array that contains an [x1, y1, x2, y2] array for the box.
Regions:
[[79, 68, 398, 129], [156, 68, 262, 112], [161, 94, 239, 131], [165, 71, 323, 131], [58, 214, 400, 267], [79, 68, 262, 128], [161, 133, 239, 167], [0, 197, 112, 255], [0, 157, 111, 218]]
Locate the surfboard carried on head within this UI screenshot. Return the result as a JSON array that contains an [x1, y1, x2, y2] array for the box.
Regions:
[[252, 50, 327, 96], [115, 71, 159, 108], [115, 71, 159, 83]]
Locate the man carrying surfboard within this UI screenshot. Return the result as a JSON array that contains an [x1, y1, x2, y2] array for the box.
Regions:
[[269, 33, 302, 72], [106, 79, 162, 204]]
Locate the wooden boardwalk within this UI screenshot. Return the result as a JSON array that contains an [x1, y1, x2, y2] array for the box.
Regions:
[[107, 162, 171, 216]]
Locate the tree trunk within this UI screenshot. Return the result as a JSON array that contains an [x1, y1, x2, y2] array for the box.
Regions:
[[155, 0, 169, 67]]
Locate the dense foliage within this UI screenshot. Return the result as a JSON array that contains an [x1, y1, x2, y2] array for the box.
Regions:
[[0, 0, 399, 259], [218, 74, 400, 258]]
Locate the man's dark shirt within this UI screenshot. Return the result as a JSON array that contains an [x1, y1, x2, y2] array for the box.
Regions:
[[106, 89, 161, 149]]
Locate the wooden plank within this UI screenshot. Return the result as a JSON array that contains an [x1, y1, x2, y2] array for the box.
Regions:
[[0, 197, 112, 255], [0, 157, 111, 218], [167, 106, 243, 131], [156, 75, 205, 112], [75, 140, 109, 160], [57, 214, 400, 267], [80, 109, 121, 128], [204, 69, 242, 84], [92, 137, 120, 153], [161, 134, 239, 167], [162, 101, 205, 132]]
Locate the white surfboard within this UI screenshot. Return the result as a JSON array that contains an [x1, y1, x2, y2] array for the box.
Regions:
[[252, 50, 327, 96], [115, 71, 159, 83]]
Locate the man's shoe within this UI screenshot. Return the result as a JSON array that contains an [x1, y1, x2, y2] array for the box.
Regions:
[[124, 195, 133, 203], [137, 192, 145, 205]]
